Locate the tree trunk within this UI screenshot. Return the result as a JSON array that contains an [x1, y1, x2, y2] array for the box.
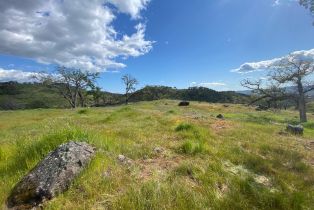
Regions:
[[78, 91, 85, 107], [73, 90, 78, 109], [297, 79, 307, 122], [298, 95, 307, 122], [125, 93, 128, 105]]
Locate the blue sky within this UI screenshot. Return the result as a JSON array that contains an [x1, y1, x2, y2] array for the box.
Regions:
[[0, 0, 314, 93]]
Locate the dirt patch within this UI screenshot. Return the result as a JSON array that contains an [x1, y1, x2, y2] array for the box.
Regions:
[[306, 141, 314, 150], [211, 120, 233, 133], [224, 161, 273, 187], [136, 155, 182, 182]]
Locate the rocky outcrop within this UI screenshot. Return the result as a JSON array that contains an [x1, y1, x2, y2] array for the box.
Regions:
[[7, 141, 95, 209]]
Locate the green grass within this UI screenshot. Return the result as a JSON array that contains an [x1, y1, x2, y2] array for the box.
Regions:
[[175, 123, 194, 131], [179, 139, 206, 155], [77, 109, 90, 114], [0, 100, 313, 209]]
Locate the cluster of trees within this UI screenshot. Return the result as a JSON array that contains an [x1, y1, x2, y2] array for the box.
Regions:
[[36, 67, 138, 108]]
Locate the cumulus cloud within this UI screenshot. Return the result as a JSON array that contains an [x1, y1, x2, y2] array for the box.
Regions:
[[232, 49, 314, 73], [0, 68, 40, 83], [190, 82, 227, 87], [0, 0, 153, 72], [107, 0, 150, 19]]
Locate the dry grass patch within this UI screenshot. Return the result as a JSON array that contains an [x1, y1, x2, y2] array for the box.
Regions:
[[136, 155, 183, 182], [211, 119, 234, 133]]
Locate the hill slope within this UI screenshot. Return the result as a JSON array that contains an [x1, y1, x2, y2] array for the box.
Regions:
[[0, 100, 313, 209]]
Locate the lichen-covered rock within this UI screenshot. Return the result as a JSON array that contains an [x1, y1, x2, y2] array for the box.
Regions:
[[286, 124, 304, 135], [7, 141, 95, 209]]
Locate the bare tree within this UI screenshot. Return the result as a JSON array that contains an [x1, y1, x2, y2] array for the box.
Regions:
[[37, 66, 99, 108], [300, 0, 314, 13], [121, 74, 138, 105], [299, 0, 314, 24], [241, 55, 314, 122]]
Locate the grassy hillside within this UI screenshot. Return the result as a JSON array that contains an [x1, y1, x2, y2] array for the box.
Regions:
[[0, 82, 69, 109], [0, 100, 313, 209]]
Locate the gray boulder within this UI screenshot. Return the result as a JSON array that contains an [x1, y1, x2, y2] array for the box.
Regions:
[[7, 141, 95, 209], [286, 124, 304, 135]]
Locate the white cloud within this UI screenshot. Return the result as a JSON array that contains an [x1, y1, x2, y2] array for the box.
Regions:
[[272, 0, 297, 7], [0, 68, 40, 83], [273, 0, 281, 6], [232, 49, 314, 73], [107, 0, 150, 19], [0, 0, 153, 72], [190, 82, 227, 87]]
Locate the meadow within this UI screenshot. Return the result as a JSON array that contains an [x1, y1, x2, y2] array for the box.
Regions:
[[0, 100, 313, 210]]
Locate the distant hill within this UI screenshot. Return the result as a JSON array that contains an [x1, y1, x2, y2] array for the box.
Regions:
[[237, 87, 314, 98], [115, 86, 249, 104], [0, 82, 249, 110], [236, 90, 252, 95]]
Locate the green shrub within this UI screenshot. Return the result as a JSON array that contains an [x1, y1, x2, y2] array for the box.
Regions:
[[167, 110, 175, 114], [302, 122, 314, 129], [77, 109, 89, 114]]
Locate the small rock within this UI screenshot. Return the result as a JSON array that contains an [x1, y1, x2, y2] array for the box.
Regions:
[[216, 114, 224, 119], [178, 101, 190, 106], [117, 154, 133, 166], [153, 147, 163, 154], [286, 124, 304, 135], [118, 154, 126, 162]]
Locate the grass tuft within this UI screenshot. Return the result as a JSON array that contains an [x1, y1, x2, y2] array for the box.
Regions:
[[179, 140, 206, 155], [77, 109, 89, 114], [175, 123, 193, 132]]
